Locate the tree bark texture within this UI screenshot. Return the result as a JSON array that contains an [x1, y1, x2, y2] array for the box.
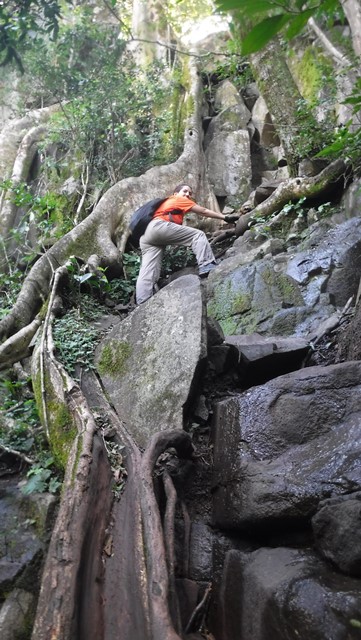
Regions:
[[234, 158, 348, 237], [340, 0, 361, 57], [249, 39, 310, 173], [32, 357, 195, 639]]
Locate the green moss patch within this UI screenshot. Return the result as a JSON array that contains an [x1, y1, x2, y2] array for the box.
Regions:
[[97, 340, 132, 377]]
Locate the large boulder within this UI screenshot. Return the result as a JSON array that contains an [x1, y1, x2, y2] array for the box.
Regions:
[[207, 216, 361, 337], [214, 547, 361, 640], [224, 333, 310, 386], [212, 361, 361, 530], [95, 275, 207, 448], [204, 80, 252, 205], [312, 492, 361, 576]]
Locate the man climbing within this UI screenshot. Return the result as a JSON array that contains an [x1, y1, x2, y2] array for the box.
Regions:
[[135, 184, 239, 304]]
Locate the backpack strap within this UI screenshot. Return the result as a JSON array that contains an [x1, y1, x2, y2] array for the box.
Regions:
[[167, 209, 182, 223]]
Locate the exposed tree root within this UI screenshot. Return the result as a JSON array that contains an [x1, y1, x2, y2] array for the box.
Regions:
[[185, 583, 212, 635], [0, 314, 42, 370], [31, 360, 112, 639], [163, 470, 182, 634], [234, 158, 349, 238], [140, 430, 195, 640], [32, 345, 197, 640]]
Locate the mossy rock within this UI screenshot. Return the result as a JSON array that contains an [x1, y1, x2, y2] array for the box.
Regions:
[[208, 261, 304, 336]]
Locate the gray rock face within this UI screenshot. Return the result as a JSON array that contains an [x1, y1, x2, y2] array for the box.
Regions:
[[286, 217, 361, 307], [216, 548, 361, 640], [205, 128, 252, 201], [204, 79, 252, 204], [224, 333, 310, 385], [0, 588, 35, 640], [341, 177, 361, 219], [213, 80, 247, 113], [207, 217, 361, 338], [0, 473, 56, 638], [212, 361, 361, 530], [0, 476, 49, 594], [95, 275, 206, 448], [312, 493, 361, 576]]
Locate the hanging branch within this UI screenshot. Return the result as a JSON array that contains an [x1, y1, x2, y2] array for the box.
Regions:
[[74, 160, 89, 225], [308, 17, 350, 67], [100, 0, 240, 61], [0, 443, 34, 466]]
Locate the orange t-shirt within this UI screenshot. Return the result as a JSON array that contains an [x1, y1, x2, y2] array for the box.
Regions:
[[153, 195, 195, 225]]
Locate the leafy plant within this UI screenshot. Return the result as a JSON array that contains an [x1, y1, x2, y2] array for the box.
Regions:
[[0, 267, 25, 319], [162, 246, 195, 275], [279, 196, 307, 217], [0, 0, 72, 70], [293, 98, 336, 158], [106, 253, 140, 304], [21, 455, 62, 495], [215, 0, 340, 55], [18, 14, 180, 188], [316, 78, 361, 174], [0, 374, 63, 495], [52, 295, 103, 376]]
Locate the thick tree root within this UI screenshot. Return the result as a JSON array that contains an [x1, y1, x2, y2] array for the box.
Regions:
[[234, 158, 349, 238], [32, 350, 196, 640], [139, 429, 195, 640]]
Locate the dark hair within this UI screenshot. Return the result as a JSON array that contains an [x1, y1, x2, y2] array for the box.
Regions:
[[173, 184, 193, 195]]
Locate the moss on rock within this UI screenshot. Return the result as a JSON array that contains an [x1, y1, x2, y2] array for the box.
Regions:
[[32, 369, 77, 470], [208, 263, 304, 336], [288, 46, 334, 104], [96, 340, 132, 377]]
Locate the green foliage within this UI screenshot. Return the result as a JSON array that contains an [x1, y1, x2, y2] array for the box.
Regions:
[[215, 0, 339, 54], [106, 253, 140, 304], [241, 13, 290, 54], [18, 14, 180, 187], [52, 294, 103, 376], [317, 78, 361, 174], [250, 197, 333, 238], [0, 375, 63, 494], [162, 245, 195, 275], [0, 378, 39, 452], [165, 0, 214, 33], [292, 98, 336, 158], [278, 197, 307, 218], [203, 36, 254, 94], [0, 0, 71, 70], [0, 180, 74, 276], [0, 267, 24, 320], [21, 454, 62, 495]]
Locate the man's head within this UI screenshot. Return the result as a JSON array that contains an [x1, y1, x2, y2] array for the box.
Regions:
[[173, 184, 193, 199]]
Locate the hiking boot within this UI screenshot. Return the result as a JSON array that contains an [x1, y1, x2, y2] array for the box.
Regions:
[[199, 262, 217, 278]]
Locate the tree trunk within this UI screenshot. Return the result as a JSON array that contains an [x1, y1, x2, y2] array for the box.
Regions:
[[340, 0, 361, 57], [130, 0, 176, 66], [249, 38, 312, 174]]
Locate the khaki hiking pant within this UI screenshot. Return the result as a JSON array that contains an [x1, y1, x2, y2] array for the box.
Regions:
[[135, 219, 216, 304]]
